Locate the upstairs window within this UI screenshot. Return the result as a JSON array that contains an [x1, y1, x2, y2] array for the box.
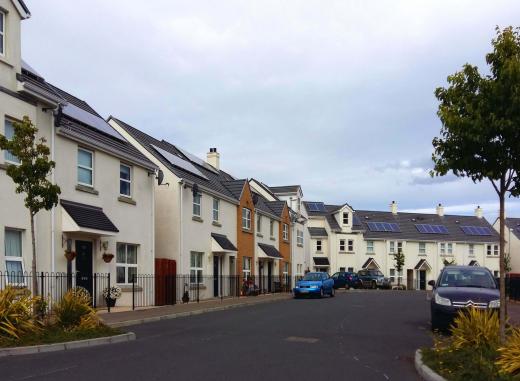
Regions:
[[4, 119, 20, 164], [397, 241, 403, 253], [212, 198, 219, 222], [487, 244, 498, 256], [469, 244, 474, 256], [339, 239, 346, 251], [77, 148, 93, 186], [270, 219, 274, 237], [366, 240, 374, 253], [119, 164, 131, 197], [296, 230, 303, 246], [348, 240, 354, 252], [283, 223, 289, 241], [0, 10, 5, 56], [257, 214, 262, 232], [447, 243, 453, 255], [193, 193, 201, 217], [242, 207, 251, 230], [316, 240, 322, 252], [342, 212, 349, 225], [419, 242, 426, 255], [440, 243, 446, 255], [389, 241, 395, 254]]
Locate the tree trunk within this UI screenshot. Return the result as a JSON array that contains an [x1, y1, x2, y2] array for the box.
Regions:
[[499, 183, 506, 344], [30, 211, 38, 296]]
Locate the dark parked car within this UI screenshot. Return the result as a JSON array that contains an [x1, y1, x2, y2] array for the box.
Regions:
[[430, 266, 500, 331], [357, 269, 390, 289], [331, 272, 361, 289], [293, 272, 335, 298]]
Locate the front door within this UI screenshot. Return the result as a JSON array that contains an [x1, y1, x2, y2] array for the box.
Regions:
[[407, 269, 414, 290], [76, 240, 93, 296], [267, 261, 272, 293], [419, 270, 426, 290], [213, 256, 220, 297]]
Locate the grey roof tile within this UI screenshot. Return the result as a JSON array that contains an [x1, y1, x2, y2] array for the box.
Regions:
[[308, 227, 328, 237], [505, 218, 520, 239]]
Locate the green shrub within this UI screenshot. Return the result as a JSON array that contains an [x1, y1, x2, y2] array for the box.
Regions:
[[0, 287, 41, 340], [53, 287, 99, 330]]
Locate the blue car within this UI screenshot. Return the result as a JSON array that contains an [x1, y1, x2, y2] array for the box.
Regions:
[[293, 272, 335, 298]]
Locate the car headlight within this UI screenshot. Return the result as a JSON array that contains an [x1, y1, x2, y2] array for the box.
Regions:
[[489, 299, 500, 308], [434, 293, 451, 306]]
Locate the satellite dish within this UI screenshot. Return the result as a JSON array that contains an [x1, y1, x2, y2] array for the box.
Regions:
[[192, 183, 199, 196], [157, 170, 164, 185], [252, 194, 259, 205]]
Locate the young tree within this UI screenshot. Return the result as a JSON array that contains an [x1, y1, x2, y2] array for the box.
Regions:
[[431, 26, 520, 342], [393, 249, 405, 287], [0, 116, 61, 295]]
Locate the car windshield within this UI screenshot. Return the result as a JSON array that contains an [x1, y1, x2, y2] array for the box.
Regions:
[[303, 273, 323, 281], [438, 268, 496, 289]]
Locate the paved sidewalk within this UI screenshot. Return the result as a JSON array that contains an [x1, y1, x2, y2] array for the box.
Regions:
[[98, 293, 292, 327], [508, 301, 520, 326]]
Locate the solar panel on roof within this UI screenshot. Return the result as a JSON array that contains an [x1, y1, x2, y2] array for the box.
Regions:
[[176, 146, 219, 174], [415, 224, 449, 234], [151, 144, 209, 180], [307, 202, 326, 212], [460, 226, 492, 236], [62, 103, 125, 141], [367, 222, 401, 232]]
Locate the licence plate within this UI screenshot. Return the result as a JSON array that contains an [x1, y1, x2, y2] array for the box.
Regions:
[[300, 290, 309, 293]]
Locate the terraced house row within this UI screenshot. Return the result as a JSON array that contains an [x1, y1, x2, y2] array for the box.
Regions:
[[0, 0, 506, 307]]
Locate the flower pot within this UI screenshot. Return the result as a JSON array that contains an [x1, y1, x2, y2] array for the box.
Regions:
[[64, 251, 76, 261], [102, 253, 114, 263], [106, 298, 116, 308]]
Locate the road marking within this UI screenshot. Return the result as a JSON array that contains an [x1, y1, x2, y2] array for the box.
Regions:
[[285, 336, 319, 343], [18, 366, 78, 380]]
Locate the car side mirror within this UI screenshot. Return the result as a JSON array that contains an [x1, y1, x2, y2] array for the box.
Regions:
[[428, 280, 436, 288]]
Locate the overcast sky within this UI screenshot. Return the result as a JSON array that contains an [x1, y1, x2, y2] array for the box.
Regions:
[[20, 1, 520, 221]]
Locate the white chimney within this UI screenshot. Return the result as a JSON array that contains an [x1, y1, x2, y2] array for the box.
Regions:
[[390, 201, 398, 215], [207, 148, 220, 170], [475, 205, 483, 219], [436, 203, 444, 217]]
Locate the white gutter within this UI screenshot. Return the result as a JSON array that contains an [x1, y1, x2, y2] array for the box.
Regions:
[[179, 179, 184, 275], [151, 173, 156, 272], [50, 109, 56, 273]]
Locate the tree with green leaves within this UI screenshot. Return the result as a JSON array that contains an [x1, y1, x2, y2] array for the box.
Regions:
[[431, 26, 520, 342], [0, 116, 61, 295], [393, 248, 405, 287]]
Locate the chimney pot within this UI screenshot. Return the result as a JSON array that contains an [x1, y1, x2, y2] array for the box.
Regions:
[[207, 148, 220, 170], [390, 201, 398, 215], [475, 205, 483, 219], [436, 203, 444, 217]]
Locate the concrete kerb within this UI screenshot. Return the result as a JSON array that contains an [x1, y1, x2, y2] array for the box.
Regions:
[[415, 349, 447, 381], [0, 332, 136, 357], [107, 294, 292, 328]]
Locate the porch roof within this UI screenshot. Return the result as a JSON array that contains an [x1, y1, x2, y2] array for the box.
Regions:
[[414, 259, 432, 271], [258, 243, 283, 259], [211, 233, 237, 252], [61, 199, 119, 235], [361, 257, 380, 270], [469, 260, 480, 266], [313, 257, 330, 266]]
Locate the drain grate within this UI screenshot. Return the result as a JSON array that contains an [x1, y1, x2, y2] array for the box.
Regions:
[[285, 336, 319, 343]]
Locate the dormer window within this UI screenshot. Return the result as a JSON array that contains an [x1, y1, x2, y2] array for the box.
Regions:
[[342, 212, 349, 225], [0, 10, 5, 56]]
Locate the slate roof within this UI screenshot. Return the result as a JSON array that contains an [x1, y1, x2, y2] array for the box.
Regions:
[[303, 202, 342, 231], [253, 192, 281, 220], [16, 67, 155, 171], [308, 227, 328, 237], [221, 180, 246, 199], [505, 218, 520, 239], [265, 201, 286, 217], [355, 210, 499, 243], [269, 185, 301, 194], [258, 243, 283, 259], [211, 233, 237, 251], [61, 200, 119, 233], [112, 117, 238, 200], [313, 257, 330, 266], [250, 179, 279, 200]]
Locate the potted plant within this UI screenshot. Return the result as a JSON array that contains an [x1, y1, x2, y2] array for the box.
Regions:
[[102, 285, 122, 307], [102, 253, 114, 263], [64, 250, 76, 261]]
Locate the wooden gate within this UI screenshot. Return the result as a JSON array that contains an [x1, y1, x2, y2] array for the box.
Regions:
[[155, 258, 177, 306]]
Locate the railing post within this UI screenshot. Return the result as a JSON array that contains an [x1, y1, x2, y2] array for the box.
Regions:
[[93, 273, 97, 309], [132, 274, 135, 311], [107, 272, 111, 313], [40, 272, 44, 298], [197, 276, 200, 303]]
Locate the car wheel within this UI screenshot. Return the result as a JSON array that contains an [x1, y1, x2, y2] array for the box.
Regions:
[[320, 288, 324, 298], [371, 281, 377, 289], [345, 284, 350, 290], [431, 312, 442, 331], [330, 287, 335, 297]]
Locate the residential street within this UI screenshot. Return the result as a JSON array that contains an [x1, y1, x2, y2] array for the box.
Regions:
[[0, 291, 431, 381]]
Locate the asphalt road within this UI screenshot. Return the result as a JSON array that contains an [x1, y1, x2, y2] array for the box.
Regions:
[[0, 290, 432, 381]]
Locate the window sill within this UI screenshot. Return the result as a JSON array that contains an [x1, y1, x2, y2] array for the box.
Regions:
[[315, 251, 323, 254], [269, 236, 276, 241], [297, 244, 303, 248], [119, 285, 143, 292], [418, 253, 427, 256], [76, 184, 99, 195], [256, 233, 263, 238], [212, 221, 222, 227], [0, 56, 14, 68], [118, 196, 136, 205], [192, 216, 204, 223], [189, 284, 207, 290], [486, 255, 499, 258], [366, 252, 375, 255], [283, 239, 289, 243], [241, 229, 253, 234]]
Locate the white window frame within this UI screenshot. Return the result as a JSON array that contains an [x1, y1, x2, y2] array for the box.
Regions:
[[389, 241, 395, 254], [270, 219, 274, 237], [389, 268, 396, 283], [440, 242, 446, 255], [283, 223, 289, 241], [4, 118, 20, 164], [119, 163, 132, 198], [242, 207, 251, 230], [469, 244, 475, 256], [397, 241, 403, 253], [116, 243, 138, 284], [77, 148, 94, 187], [419, 242, 426, 255], [4, 228, 25, 285], [0, 10, 5, 57], [212, 198, 219, 222], [316, 240, 322, 252], [193, 193, 201, 217], [190, 251, 203, 284], [339, 239, 346, 252], [366, 240, 374, 253], [242, 256, 251, 278], [342, 212, 349, 225], [447, 243, 453, 255], [487, 244, 499, 256], [297, 230, 304, 246], [256, 214, 261, 232], [348, 239, 354, 252]]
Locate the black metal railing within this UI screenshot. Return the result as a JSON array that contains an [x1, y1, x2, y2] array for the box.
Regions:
[[0, 271, 111, 311], [507, 275, 520, 301]]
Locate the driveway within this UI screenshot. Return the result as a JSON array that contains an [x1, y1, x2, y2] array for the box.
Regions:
[[0, 290, 431, 381]]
